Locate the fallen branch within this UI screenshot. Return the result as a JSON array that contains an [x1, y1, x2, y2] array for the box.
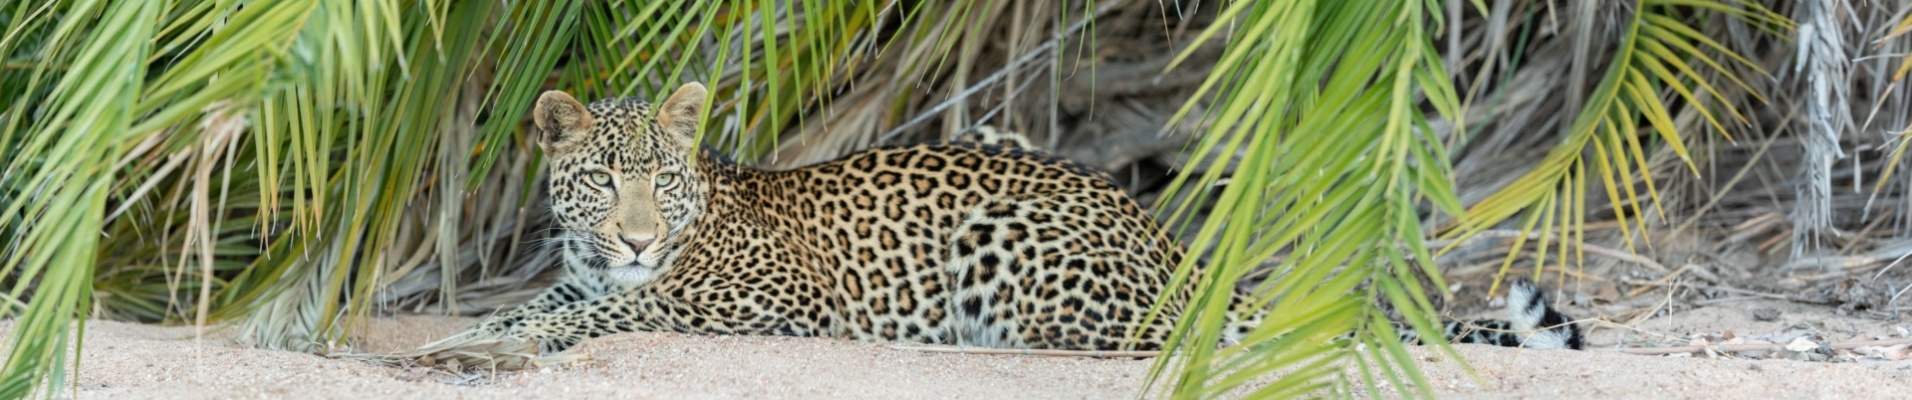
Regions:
[[889, 344, 1162, 358], [1604, 337, 1912, 355]]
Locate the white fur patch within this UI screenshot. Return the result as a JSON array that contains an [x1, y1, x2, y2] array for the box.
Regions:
[[1504, 282, 1545, 331], [605, 266, 659, 286], [1504, 281, 1575, 349], [1520, 327, 1575, 350]]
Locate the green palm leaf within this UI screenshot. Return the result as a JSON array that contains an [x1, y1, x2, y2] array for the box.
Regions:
[[1, 1, 158, 396], [1441, 0, 1785, 290], [1141, 0, 1468, 397]]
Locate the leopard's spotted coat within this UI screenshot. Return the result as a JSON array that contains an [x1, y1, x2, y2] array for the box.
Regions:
[[478, 83, 1584, 354]]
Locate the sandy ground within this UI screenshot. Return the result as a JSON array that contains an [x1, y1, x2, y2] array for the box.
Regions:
[[6, 299, 1910, 399]]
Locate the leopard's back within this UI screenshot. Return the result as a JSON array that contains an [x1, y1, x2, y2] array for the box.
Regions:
[[701, 140, 1194, 349]]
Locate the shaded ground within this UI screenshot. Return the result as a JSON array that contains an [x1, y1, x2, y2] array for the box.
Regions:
[[9, 297, 1909, 399]]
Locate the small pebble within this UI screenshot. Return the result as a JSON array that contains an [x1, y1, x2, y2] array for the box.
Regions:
[[1752, 308, 1781, 321]]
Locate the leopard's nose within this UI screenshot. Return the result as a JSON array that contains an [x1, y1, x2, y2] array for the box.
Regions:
[[623, 236, 655, 254]]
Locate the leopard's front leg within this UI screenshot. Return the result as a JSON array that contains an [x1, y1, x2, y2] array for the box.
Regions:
[[475, 279, 606, 336], [506, 289, 805, 354]]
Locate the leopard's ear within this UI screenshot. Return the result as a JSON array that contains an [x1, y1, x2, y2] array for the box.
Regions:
[[653, 82, 706, 149], [534, 90, 593, 153]]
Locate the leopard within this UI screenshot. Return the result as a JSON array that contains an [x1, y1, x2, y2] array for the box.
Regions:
[[474, 82, 1586, 355]]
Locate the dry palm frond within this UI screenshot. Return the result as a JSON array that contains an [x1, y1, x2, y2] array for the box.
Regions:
[[330, 330, 589, 372], [1866, 4, 1912, 235], [1790, 0, 1853, 271]]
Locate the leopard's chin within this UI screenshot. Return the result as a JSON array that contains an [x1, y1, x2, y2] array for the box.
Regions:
[[604, 265, 659, 286]]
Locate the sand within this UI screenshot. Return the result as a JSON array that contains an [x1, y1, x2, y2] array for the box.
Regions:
[[6, 299, 1910, 399]]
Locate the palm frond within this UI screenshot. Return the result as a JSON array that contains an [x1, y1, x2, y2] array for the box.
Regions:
[[1440, 0, 1786, 287], [1, 1, 159, 396], [228, 0, 504, 350], [1869, 5, 1912, 229], [1141, 0, 1466, 397], [1788, 0, 1851, 269]]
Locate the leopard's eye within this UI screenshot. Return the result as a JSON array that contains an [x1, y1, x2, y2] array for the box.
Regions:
[[587, 171, 613, 187], [654, 173, 678, 187]]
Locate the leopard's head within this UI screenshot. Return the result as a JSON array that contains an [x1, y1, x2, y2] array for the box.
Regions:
[[533, 83, 709, 286]]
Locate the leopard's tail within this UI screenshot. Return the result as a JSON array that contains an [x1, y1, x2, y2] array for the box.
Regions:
[[1398, 279, 1585, 350]]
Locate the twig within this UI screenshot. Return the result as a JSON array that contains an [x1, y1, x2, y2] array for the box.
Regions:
[[1622, 277, 1680, 327], [1432, 229, 1669, 272], [1619, 280, 1836, 305], [890, 344, 1162, 358], [1681, 263, 1724, 285], [1698, 285, 1834, 304], [1604, 337, 1912, 356], [1690, 296, 1763, 306], [1624, 264, 1692, 298], [1577, 244, 1669, 272], [873, 1, 1123, 143], [1586, 317, 1688, 343]]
